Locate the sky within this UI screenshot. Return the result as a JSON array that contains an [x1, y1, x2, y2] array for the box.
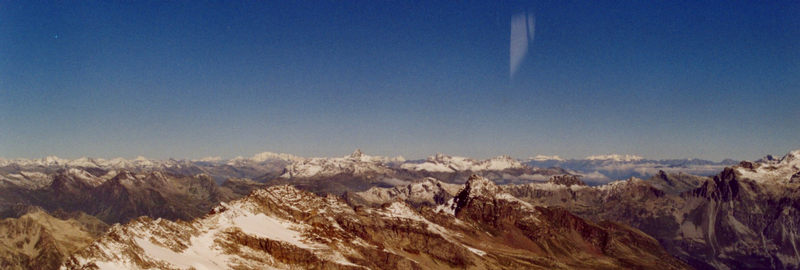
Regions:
[[1, 1, 798, 161]]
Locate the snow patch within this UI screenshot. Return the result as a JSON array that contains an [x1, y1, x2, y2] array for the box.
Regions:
[[231, 213, 312, 249], [465, 246, 486, 256]]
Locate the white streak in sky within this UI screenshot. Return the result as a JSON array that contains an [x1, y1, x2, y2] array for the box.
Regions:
[[510, 12, 535, 79]]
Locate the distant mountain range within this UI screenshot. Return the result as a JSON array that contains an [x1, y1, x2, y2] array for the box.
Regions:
[[0, 149, 797, 269], [524, 155, 739, 184], [1, 149, 740, 186]]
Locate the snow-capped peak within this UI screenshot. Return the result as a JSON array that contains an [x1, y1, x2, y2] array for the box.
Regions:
[[400, 154, 523, 172], [342, 149, 405, 164], [279, 150, 399, 179], [132, 156, 154, 167], [447, 175, 531, 215], [42, 156, 68, 166], [456, 175, 523, 202], [106, 157, 130, 167], [483, 155, 523, 170], [461, 174, 502, 198]]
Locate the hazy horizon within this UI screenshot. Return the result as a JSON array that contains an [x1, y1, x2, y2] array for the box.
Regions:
[[2, 147, 795, 163], [2, 1, 798, 161]]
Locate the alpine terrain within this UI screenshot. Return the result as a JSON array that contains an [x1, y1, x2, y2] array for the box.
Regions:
[[0, 149, 797, 269]]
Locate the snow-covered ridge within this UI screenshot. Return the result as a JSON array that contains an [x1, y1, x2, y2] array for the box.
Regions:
[[401, 154, 524, 173], [66, 184, 494, 269], [0, 149, 408, 169], [351, 177, 462, 206], [225, 151, 306, 166], [2, 150, 745, 171], [0, 156, 70, 167], [0, 156, 188, 169], [736, 149, 800, 184], [67, 186, 357, 269], [279, 149, 403, 178], [5, 150, 795, 187]]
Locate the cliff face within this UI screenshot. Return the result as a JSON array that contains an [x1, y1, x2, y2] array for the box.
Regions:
[[344, 177, 461, 208]]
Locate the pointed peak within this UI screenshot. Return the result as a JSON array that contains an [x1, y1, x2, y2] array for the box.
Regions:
[[449, 174, 531, 215], [780, 149, 800, 163], [350, 149, 364, 158]]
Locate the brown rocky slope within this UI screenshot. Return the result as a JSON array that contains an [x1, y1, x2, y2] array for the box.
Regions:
[[63, 175, 689, 269]]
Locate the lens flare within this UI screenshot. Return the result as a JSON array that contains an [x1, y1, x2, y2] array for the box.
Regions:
[[509, 12, 535, 79]]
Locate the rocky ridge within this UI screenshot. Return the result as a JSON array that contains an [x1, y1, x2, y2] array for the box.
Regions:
[[62, 175, 689, 269], [502, 151, 800, 270]]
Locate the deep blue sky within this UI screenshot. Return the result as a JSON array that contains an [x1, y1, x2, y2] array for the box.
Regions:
[[1, 1, 798, 160]]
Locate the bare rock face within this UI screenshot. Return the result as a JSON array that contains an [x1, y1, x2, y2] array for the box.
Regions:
[[548, 175, 586, 187], [449, 175, 688, 269], [648, 170, 706, 194], [63, 180, 689, 270], [0, 209, 101, 270]]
